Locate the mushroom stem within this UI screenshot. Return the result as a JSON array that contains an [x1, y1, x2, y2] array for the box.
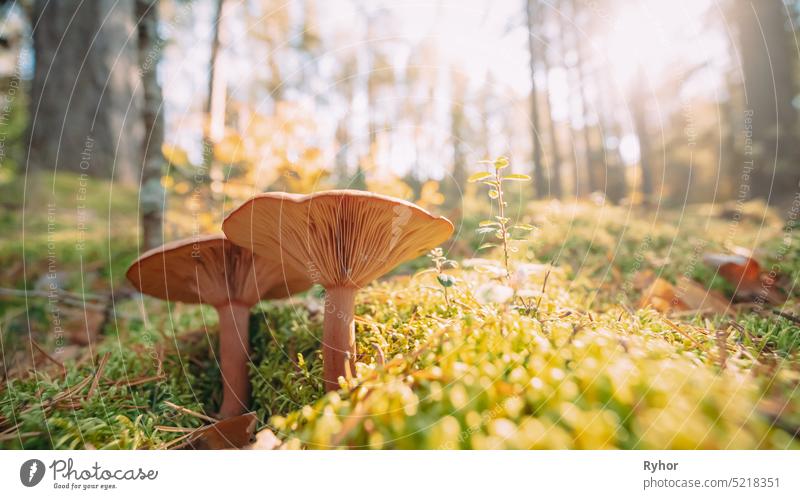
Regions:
[[216, 302, 252, 418], [322, 287, 357, 391]]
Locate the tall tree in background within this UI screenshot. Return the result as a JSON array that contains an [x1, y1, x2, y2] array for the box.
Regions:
[[596, 62, 627, 203], [334, 51, 358, 185], [478, 72, 496, 162], [555, 3, 581, 197], [352, 1, 383, 190], [632, 66, 654, 201], [525, 0, 546, 198], [203, 0, 226, 190], [136, 0, 166, 250], [583, 3, 617, 201], [251, 0, 290, 102], [450, 68, 468, 194], [29, 0, 142, 181], [734, 0, 798, 202], [569, 0, 599, 195], [404, 40, 450, 185], [540, 6, 562, 199]]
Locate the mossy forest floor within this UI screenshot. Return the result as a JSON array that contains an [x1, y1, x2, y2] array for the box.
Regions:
[[1, 175, 799, 449]]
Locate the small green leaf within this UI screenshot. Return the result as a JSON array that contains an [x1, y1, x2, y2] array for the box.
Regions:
[[437, 274, 456, 288], [468, 172, 493, 183], [504, 173, 531, 181], [479, 220, 500, 227], [477, 243, 497, 251], [513, 224, 535, 231], [494, 156, 510, 169], [488, 190, 499, 199], [476, 227, 496, 235]]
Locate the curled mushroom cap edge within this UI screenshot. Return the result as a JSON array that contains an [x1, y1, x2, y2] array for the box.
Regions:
[[126, 234, 312, 417]]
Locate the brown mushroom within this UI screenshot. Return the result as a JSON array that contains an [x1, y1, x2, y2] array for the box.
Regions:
[[222, 190, 454, 391], [126, 234, 310, 417]]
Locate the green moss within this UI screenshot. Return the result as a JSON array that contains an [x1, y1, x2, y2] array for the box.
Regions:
[[1, 197, 798, 450], [270, 271, 797, 450]]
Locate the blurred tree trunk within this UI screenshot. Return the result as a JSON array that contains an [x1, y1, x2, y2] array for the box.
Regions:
[[335, 120, 350, 182], [350, 3, 375, 191], [555, 4, 581, 197], [569, 0, 599, 195], [721, 73, 742, 201], [29, 0, 142, 182], [540, 9, 562, 199], [206, 0, 225, 127], [450, 69, 467, 195], [734, 0, 798, 202], [203, 0, 226, 189], [632, 67, 654, 201], [525, 0, 546, 198], [588, 6, 624, 204], [334, 55, 357, 186], [597, 72, 627, 204], [136, 0, 165, 251], [479, 73, 495, 160]]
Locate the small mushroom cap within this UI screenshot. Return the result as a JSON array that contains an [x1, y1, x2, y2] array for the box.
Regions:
[[126, 234, 311, 307], [222, 190, 455, 288]]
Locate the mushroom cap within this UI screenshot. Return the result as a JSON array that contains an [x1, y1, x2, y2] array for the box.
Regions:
[[126, 234, 312, 307], [222, 190, 455, 288]]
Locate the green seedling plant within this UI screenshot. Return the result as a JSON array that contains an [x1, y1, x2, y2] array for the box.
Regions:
[[469, 156, 535, 280], [428, 247, 458, 309]]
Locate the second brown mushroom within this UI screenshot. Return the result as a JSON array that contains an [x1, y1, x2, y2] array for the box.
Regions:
[[222, 190, 454, 391], [126, 234, 311, 417]]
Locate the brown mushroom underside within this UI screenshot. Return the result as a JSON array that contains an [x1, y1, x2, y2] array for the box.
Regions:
[[126, 234, 311, 416], [126, 234, 310, 305], [223, 190, 454, 390]]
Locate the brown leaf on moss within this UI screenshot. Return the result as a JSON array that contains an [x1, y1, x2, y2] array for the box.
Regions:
[[638, 275, 731, 316], [704, 253, 786, 305], [639, 277, 685, 313], [673, 276, 731, 315], [179, 412, 258, 450]]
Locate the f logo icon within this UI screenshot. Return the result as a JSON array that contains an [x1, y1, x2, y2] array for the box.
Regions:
[[20, 459, 45, 487]]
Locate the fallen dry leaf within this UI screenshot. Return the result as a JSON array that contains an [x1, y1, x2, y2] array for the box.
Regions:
[[639, 277, 683, 312], [638, 275, 731, 316], [179, 412, 258, 450], [703, 253, 786, 305], [673, 276, 731, 315]]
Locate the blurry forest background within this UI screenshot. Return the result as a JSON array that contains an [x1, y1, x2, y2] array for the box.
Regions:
[[1, 0, 800, 449], [1, 0, 798, 234], [0, 0, 796, 348], [1, 0, 799, 348]]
